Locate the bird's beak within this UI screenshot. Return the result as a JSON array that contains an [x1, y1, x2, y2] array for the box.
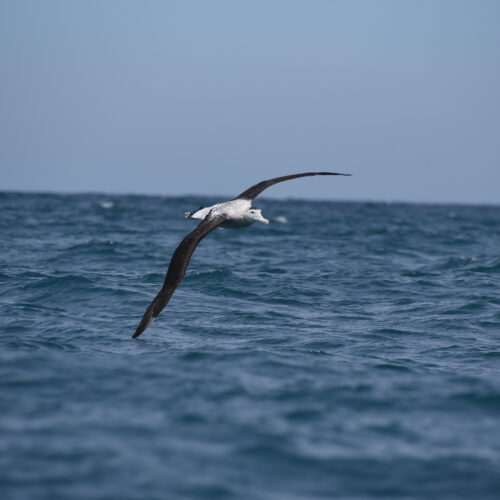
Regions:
[[257, 214, 270, 225]]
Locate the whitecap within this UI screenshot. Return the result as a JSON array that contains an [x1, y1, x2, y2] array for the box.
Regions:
[[275, 215, 288, 224], [99, 201, 114, 209]]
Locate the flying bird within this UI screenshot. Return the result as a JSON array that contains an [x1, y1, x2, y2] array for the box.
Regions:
[[133, 172, 350, 338]]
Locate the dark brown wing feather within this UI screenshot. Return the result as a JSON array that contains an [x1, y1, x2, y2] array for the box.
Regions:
[[234, 171, 350, 201], [132, 213, 227, 338]]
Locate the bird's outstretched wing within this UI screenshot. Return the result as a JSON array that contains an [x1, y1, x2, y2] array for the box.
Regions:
[[133, 213, 227, 338], [234, 171, 350, 201]]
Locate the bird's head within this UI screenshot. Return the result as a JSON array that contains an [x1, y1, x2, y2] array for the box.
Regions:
[[245, 207, 269, 225]]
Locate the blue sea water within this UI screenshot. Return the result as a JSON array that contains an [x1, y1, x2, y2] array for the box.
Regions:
[[1, 192, 500, 500]]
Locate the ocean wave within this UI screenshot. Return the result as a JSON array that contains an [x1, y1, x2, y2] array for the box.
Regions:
[[2, 193, 500, 499]]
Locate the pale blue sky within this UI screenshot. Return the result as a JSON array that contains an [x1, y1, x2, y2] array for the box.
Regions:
[[1, 0, 499, 203]]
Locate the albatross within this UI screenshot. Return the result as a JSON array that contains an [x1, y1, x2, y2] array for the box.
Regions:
[[133, 171, 350, 338]]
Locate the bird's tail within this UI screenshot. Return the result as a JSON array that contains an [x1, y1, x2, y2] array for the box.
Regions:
[[185, 206, 205, 219]]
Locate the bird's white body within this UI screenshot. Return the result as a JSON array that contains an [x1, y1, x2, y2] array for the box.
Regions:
[[185, 199, 269, 228]]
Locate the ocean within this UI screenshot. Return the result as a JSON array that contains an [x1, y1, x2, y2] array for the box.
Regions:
[[1, 192, 500, 499]]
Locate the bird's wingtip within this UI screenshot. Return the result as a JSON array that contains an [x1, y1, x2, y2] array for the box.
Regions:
[[319, 171, 351, 176], [132, 328, 143, 339], [132, 315, 155, 339]]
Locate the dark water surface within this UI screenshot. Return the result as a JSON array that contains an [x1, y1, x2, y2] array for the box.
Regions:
[[1, 192, 500, 499]]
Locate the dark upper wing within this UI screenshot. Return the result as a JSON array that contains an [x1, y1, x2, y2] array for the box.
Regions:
[[132, 213, 227, 338], [234, 171, 350, 201]]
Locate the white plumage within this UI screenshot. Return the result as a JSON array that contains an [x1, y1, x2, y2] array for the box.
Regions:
[[185, 199, 269, 227]]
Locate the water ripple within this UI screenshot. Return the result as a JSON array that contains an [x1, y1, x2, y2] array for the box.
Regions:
[[1, 194, 500, 499]]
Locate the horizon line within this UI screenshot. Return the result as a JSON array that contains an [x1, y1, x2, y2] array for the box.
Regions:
[[1, 188, 499, 208]]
